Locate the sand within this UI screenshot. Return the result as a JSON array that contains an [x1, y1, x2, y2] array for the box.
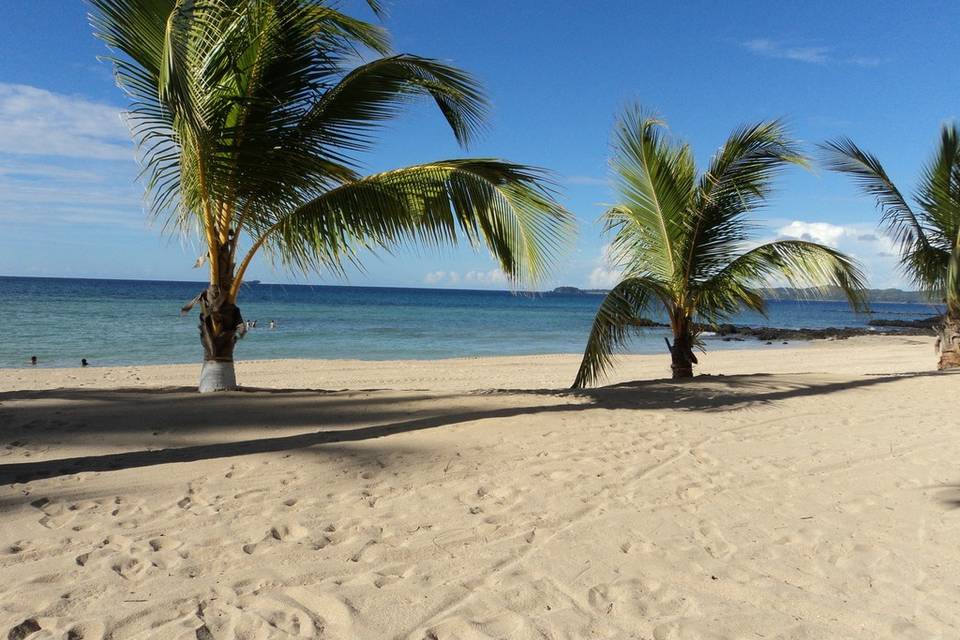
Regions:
[[1, 335, 958, 639]]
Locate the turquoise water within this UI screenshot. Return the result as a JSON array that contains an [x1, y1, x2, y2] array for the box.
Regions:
[[0, 276, 943, 368]]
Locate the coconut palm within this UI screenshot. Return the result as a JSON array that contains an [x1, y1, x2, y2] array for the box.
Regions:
[[89, 0, 573, 391], [572, 106, 867, 387], [822, 126, 960, 369]]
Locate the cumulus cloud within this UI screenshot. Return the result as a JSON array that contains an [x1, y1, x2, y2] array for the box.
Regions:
[[777, 220, 850, 247], [464, 269, 508, 285], [775, 220, 904, 288], [423, 270, 447, 284], [0, 83, 132, 160], [423, 270, 460, 285], [587, 244, 624, 289], [423, 268, 511, 288]]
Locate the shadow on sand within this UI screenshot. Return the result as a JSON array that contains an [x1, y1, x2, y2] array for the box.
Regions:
[[0, 369, 954, 486]]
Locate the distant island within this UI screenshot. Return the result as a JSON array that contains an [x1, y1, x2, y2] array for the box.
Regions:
[[550, 286, 611, 295], [551, 286, 941, 304]]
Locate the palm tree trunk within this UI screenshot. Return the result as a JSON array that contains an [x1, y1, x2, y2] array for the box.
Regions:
[[198, 284, 243, 392], [937, 313, 960, 370], [666, 323, 697, 379]]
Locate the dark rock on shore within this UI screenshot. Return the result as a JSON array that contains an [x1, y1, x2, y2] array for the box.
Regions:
[[632, 316, 940, 343], [709, 317, 939, 342], [867, 315, 942, 329]]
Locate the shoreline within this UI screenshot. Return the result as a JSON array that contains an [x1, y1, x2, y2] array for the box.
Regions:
[[0, 334, 936, 392]]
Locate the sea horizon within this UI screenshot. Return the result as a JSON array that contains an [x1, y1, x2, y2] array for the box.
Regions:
[[0, 273, 938, 302]]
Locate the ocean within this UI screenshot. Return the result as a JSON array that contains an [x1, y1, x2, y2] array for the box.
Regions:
[[0, 276, 943, 368]]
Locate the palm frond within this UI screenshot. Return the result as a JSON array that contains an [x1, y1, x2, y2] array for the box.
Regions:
[[915, 124, 960, 250], [572, 277, 667, 389], [363, 0, 387, 19], [258, 160, 573, 284], [697, 240, 869, 318], [302, 4, 390, 54], [607, 105, 697, 283], [685, 120, 806, 282], [303, 54, 488, 150], [820, 138, 931, 254], [823, 130, 960, 313]]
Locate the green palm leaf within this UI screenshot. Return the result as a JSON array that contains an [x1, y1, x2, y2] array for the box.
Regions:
[[607, 107, 697, 283], [572, 277, 667, 389], [822, 130, 960, 311], [303, 55, 488, 151], [696, 240, 869, 320], [685, 121, 807, 282], [820, 138, 932, 254], [248, 160, 573, 284]]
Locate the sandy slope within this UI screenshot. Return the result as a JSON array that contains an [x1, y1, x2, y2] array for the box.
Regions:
[[1, 335, 958, 639]]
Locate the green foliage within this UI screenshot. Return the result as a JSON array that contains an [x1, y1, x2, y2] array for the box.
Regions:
[[822, 126, 960, 314], [88, 0, 573, 295], [573, 106, 867, 388]]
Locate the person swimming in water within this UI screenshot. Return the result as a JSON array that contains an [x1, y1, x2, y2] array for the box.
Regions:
[[30, 356, 37, 366], [81, 358, 89, 367], [269, 320, 276, 329]]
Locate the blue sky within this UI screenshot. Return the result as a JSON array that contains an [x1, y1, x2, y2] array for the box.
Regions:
[[1, 1, 958, 290]]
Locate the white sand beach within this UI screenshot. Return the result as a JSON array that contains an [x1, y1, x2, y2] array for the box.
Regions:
[[1, 335, 959, 639]]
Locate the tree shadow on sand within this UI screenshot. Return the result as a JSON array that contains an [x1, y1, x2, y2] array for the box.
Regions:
[[0, 369, 954, 486], [935, 484, 960, 509]]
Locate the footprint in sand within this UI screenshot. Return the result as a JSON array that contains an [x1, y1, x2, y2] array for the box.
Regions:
[[372, 564, 414, 588], [271, 523, 309, 542], [76, 533, 185, 579], [677, 483, 706, 501], [182, 586, 356, 639], [64, 621, 107, 640], [695, 520, 737, 560], [588, 579, 649, 617], [242, 522, 311, 554], [30, 497, 77, 529]]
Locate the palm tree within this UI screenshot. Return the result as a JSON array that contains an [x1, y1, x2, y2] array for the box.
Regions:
[[89, 0, 573, 391], [822, 126, 960, 369], [572, 106, 867, 387]]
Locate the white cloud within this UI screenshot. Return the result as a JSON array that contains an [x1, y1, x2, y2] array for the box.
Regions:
[[587, 243, 624, 289], [740, 39, 885, 67], [0, 160, 104, 182], [0, 83, 132, 161], [423, 270, 448, 284], [464, 269, 508, 285], [423, 268, 511, 288], [422, 270, 461, 285], [588, 266, 621, 289], [774, 220, 904, 288], [777, 220, 850, 247], [0, 164, 144, 229], [742, 39, 829, 64]]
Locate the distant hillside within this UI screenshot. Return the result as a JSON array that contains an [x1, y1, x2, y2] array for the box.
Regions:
[[551, 286, 609, 295], [552, 286, 941, 304], [761, 286, 940, 304]]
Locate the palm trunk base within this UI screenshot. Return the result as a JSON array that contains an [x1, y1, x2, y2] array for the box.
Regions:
[[666, 333, 697, 379], [671, 363, 694, 379], [937, 315, 960, 370], [199, 360, 237, 393], [196, 289, 243, 392]]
